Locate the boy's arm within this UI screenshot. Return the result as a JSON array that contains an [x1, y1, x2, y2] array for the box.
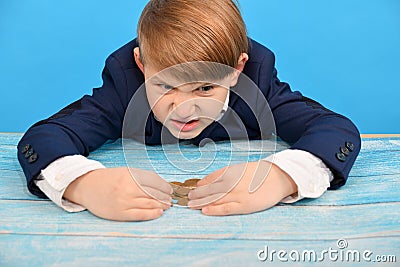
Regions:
[[269, 70, 360, 189], [255, 47, 361, 188], [17, 40, 143, 198]]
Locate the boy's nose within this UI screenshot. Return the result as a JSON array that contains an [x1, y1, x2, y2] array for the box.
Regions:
[[173, 95, 196, 120]]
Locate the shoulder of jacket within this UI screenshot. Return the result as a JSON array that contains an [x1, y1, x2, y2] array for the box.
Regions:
[[247, 38, 275, 65], [106, 39, 139, 70]]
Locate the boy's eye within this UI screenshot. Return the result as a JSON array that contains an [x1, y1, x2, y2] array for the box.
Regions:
[[159, 84, 174, 90], [198, 85, 214, 92]]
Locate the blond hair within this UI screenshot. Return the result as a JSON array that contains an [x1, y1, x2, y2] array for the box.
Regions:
[[137, 0, 248, 70]]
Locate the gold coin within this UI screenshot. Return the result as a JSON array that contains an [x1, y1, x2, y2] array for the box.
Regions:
[[177, 197, 189, 206], [170, 179, 200, 206], [173, 192, 188, 199], [183, 178, 201, 188], [174, 186, 191, 196], [170, 182, 183, 192], [170, 181, 183, 187]]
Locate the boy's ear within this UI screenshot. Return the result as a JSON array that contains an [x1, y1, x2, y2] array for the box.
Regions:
[[133, 47, 145, 74], [230, 53, 249, 87]]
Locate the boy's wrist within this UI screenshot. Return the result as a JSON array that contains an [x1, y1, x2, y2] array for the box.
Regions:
[[269, 163, 298, 200], [63, 171, 93, 206]]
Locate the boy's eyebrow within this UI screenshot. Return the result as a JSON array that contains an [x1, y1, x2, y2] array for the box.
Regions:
[[177, 82, 219, 92], [149, 77, 166, 84], [150, 76, 180, 85]]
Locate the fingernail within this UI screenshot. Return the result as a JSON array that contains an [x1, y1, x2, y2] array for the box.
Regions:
[[202, 207, 209, 213], [188, 191, 193, 199], [159, 209, 164, 215]]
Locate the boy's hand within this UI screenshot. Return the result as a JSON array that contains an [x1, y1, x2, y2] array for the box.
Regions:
[[64, 167, 173, 221], [188, 161, 297, 216]]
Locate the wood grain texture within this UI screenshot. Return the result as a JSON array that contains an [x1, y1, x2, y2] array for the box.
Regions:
[[0, 133, 399, 266], [0, 235, 398, 267], [1, 200, 399, 241]]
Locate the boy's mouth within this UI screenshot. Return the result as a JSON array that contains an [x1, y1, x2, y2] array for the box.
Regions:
[[171, 119, 200, 132]]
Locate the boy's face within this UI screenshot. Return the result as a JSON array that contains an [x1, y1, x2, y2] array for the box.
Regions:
[[144, 64, 230, 139], [134, 47, 248, 140]]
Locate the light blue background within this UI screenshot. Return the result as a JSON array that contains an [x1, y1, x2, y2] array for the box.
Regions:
[[1, 0, 399, 133]]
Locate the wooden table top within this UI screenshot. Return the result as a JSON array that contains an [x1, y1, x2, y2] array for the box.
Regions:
[[0, 133, 399, 266]]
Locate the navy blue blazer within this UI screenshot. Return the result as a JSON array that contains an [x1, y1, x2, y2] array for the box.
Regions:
[[17, 38, 361, 198]]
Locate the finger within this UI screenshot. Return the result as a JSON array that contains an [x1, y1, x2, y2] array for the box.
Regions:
[[121, 208, 164, 221], [189, 171, 241, 200], [140, 186, 173, 205], [196, 167, 226, 186], [188, 182, 227, 200], [197, 162, 248, 190], [188, 189, 242, 209], [131, 197, 172, 210], [129, 169, 173, 195], [201, 202, 243, 216], [144, 178, 173, 195], [188, 193, 226, 209]]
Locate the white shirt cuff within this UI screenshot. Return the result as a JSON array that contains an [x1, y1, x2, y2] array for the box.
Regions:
[[34, 155, 106, 212], [264, 149, 334, 203]]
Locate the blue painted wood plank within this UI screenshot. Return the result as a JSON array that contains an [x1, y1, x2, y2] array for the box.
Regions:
[[0, 234, 398, 267], [1, 133, 399, 266], [1, 200, 399, 241]]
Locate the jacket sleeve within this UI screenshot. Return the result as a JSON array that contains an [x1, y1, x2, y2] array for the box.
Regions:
[[258, 53, 361, 189], [17, 54, 142, 198]]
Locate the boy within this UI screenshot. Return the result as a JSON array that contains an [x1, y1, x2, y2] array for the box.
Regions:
[[17, 0, 360, 221]]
